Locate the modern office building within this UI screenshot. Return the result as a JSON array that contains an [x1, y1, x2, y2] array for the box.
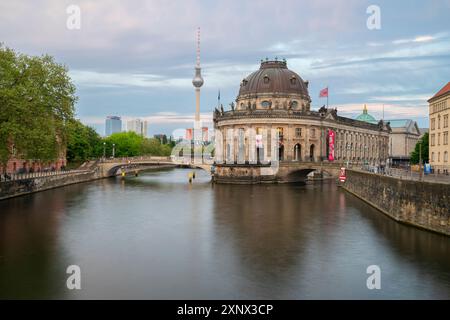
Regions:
[[105, 116, 122, 136], [154, 134, 168, 144], [127, 118, 148, 137], [185, 127, 209, 142], [428, 82, 450, 173]]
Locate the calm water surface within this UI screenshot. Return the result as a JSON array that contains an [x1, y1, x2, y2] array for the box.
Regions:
[[0, 168, 449, 299]]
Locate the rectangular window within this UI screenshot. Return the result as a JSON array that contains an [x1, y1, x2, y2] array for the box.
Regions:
[[431, 134, 435, 146], [277, 127, 284, 136], [444, 131, 449, 145], [444, 115, 449, 128], [431, 118, 435, 130], [438, 133, 441, 145], [310, 128, 316, 138], [295, 127, 302, 138]]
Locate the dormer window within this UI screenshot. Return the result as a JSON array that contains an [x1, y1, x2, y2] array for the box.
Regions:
[[290, 76, 297, 85], [263, 75, 270, 84], [242, 79, 248, 86]]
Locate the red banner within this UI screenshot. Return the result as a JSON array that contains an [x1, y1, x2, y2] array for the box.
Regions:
[[319, 87, 328, 97], [328, 129, 335, 161], [339, 167, 346, 182], [185, 128, 193, 140]]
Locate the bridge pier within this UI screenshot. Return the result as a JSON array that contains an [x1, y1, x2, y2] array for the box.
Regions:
[[213, 161, 341, 184]]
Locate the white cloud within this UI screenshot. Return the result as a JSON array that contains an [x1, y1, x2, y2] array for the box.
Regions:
[[70, 70, 190, 88], [80, 112, 213, 126], [336, 103, 428, 120], [369, 94, 431, 102], [392, 35, 435, 45]]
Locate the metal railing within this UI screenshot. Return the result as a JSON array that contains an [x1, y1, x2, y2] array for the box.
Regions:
[[98, 156, 172, 164], [0, 169, 91, 183], [355, 166, 450, 184]]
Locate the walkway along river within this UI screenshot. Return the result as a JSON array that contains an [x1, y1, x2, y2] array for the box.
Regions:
[[0, 168, 449, 299]]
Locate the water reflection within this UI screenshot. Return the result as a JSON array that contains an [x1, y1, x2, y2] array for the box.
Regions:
[[0, 168, 449, 299]]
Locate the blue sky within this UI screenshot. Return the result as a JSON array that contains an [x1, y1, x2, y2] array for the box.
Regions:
[[1, 0, 449, 136]]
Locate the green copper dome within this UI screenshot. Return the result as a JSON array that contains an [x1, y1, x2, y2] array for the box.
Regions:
[[356, 105, 377, 124]]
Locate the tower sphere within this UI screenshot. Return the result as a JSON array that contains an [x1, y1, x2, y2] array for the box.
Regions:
[[192, 67, 204, 88]]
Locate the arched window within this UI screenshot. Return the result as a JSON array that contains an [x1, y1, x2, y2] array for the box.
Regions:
[[310, 144, 315, 162], [263, 75, 270, 84], [279, 144, 284, 161], [294, 144, 302, 161]]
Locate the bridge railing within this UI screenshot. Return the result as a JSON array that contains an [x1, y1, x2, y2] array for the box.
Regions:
[[0, 169, 92, 183], [99, 156, 172, 164]]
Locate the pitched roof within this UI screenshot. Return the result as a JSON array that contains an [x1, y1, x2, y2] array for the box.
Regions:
[[387, 119, 411, 128], [386, 119, 421, 135], [429, 82, 450, 101]]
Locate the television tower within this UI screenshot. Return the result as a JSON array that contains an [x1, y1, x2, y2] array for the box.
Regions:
[[192, 27, 204, 124]]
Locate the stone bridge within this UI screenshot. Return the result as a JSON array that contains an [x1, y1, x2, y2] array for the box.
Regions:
[[213, 160, 343, 183], [89, 156, 343, 183], [93, 156, 212, 177]]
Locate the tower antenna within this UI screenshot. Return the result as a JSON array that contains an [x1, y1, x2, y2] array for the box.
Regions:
[[196, 27, 201, 67]]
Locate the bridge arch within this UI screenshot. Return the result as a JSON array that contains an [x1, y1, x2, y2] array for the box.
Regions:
[[282, 165, 340, 183]]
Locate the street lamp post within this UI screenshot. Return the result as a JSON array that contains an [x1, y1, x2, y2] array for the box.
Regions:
[[103, 142, 106, 159], [112, 143, 116, 158]]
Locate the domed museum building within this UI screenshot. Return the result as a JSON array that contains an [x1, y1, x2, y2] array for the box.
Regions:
[[212, 59, 391, 183]]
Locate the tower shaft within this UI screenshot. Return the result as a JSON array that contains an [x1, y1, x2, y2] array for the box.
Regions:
[[195, 88, 200, 123], [192, 27, 204, 126]]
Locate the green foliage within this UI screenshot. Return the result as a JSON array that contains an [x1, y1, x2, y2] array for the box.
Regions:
[[104, 131, 143, 157], [0, 44, 77, 168], [66, 120, 102, 163], [0, 45, 173, 167], [102, 132, 173, 158], [410, 132, 429, 164]]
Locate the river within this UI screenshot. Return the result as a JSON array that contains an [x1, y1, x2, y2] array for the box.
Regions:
[[0, 168, 449, 299]]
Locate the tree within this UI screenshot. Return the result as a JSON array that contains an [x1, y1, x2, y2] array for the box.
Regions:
[[104, 132, 144, 157], [0, 44, 77, 170], [66, 120, 102, 163], [102, 132, 173, 158], [410, 132, 429, 164]]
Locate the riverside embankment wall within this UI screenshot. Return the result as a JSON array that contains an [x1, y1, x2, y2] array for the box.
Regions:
[[341, 170, 450, 236], [0, 170, 100, 201]]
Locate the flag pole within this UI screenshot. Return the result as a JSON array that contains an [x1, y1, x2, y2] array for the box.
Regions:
[[218, 89, 220, 108], [327, 85, 329, 108]]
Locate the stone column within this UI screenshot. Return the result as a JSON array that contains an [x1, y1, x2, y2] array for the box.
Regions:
[[286, 124, 292, 161], [305, 125, 310, 161]]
